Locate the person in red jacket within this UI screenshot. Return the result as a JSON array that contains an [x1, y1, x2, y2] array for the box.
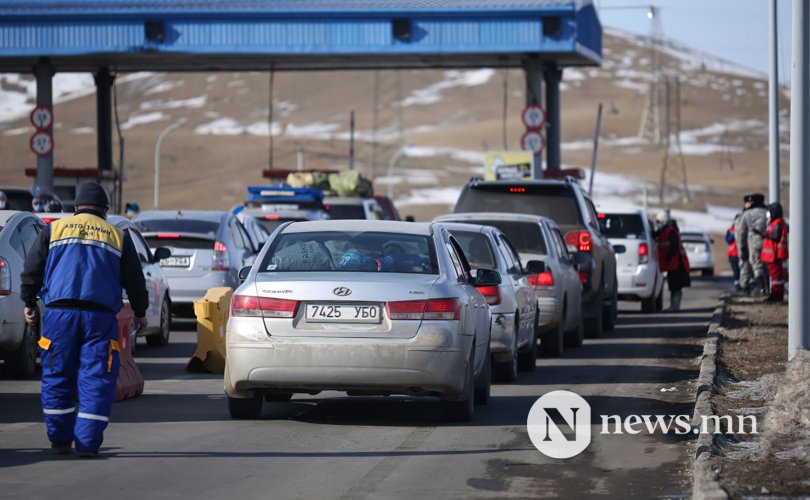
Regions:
[[654, 211, 691, 312], [726, 214, 741, 290], [758, 202, 788, 302]]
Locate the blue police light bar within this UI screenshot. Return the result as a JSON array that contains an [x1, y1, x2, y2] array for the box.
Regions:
[[246, 186, 325, 204]]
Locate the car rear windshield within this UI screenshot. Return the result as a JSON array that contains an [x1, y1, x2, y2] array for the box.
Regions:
[[601, 214, 647, 239], [138, 219, 219, 236], [461, 220, 547, 256], [326, 204, 366, 220], [455, 184, 582, 226], [4, 191, 33, 211], [255, 217, 306, 233], [260, 231, 437, 274], [449, 230, 497, 270]]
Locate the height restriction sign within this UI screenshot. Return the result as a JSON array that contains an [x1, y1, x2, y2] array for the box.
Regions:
[[30, 105, 53, 130], [522, 105, 546, 130]]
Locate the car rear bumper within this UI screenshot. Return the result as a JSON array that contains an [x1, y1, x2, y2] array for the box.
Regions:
[[167, 271, 236, 305], [535, 295, 561, 329], [617, 265, 657, 300], [0, 299, 22, 351], [226, 319, 471, 397], [687, 256, 714, 270]]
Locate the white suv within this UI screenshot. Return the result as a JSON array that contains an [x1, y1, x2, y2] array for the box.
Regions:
[[601, 210, 664, 313]]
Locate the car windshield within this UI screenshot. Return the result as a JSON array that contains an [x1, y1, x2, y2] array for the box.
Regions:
[[455, 184, 581, 227], [327, 204, 366, 220], [462, 220, 547, 256], [138, 219, 219, 236], [450, 230, 496, 269], [601, 214, 646, 239], [260, 231, 438, 274]]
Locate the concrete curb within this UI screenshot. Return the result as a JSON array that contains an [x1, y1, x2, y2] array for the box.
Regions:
[[692, 292, 731, 500]]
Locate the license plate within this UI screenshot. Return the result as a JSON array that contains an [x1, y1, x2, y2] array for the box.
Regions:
[[306, 304, 381, 324], [160, 256, 190, 267]]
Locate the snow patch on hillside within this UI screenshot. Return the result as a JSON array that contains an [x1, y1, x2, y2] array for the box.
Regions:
[[398, 69, 495, 107], [121, 112, 169, 130]]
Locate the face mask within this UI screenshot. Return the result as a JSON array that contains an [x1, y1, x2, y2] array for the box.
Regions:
[[33, 203, 45, 212]]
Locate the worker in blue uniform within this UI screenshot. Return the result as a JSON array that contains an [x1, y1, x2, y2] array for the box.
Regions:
[[21, 182, 148, 458]]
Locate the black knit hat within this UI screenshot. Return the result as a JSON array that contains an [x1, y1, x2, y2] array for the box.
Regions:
[[74, 182, 110, 209]]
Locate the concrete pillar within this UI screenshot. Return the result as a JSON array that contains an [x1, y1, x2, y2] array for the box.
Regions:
[[524, 59, 544, 178], [545, 63, 562, 171], [34, 61, 54, 193], [769, 0, 781, 204], [95, 68, 114, 171]]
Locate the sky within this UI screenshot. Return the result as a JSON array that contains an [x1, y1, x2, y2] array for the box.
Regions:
[[597, 0, 794, 80]]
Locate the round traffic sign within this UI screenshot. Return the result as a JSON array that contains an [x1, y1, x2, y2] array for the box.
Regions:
[[522, 105, 546, 130], [30, 105, 53, 130], [30, 131, 54, 156], [521, 130, 545, 154]]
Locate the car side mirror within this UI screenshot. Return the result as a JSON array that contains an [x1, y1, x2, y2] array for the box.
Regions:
[[524, 260, 546, 275], [572, 252, 594, 272], [238, 266, 251, 282], [405, 215, 415, 222], [152, 247, 171, 263], [474, 268, 502, 287], [612, 244, 627, 254]]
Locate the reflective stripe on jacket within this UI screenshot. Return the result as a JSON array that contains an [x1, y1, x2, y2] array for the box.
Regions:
[[41, 213, 125, 313]]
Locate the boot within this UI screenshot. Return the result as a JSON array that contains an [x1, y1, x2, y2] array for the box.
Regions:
[[667, 290, 682, 312], [755, 276, 769, 297]]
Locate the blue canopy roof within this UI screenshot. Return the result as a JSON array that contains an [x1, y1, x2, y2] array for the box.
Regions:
[[0, 0, 601, 72]]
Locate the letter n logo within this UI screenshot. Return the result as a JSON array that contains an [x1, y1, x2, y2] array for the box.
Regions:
[[527, 390, 591, 459]]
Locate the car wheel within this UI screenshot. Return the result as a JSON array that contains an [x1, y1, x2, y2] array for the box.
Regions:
[[228, 393, 263, 419], [602, 280, 618, 331], [146, 298, 171, 347], [3, 323, 38, 379], [641, 294, 656, 313], [441, 348, 475, 422], [264, 393, 293, 402], [702, 268, 714, 277], [518, 325, 538, 372], [584, 290, 604, 339], [564, 313, 584, 348], [655, 288, 664, 312], [493, 323, 518, 383], [474, 344, 491, 406]]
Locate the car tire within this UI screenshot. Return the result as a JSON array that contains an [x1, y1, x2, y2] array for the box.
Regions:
[[517, 326, 538, 372], [563, 314, 584, 348], [641, 294, 656, 313], [228, 393, 263, 419], [541, 319, 564, 357], [584, 290, 604, 339], [493, 324, 519, 383], [3, 323, 38, 379], [264, 393, 293, 402], [146, 298, 171, 347], [702, 268, 714, 277], [441, 349, 475, 422], [655, 288, 664, 312], [602, 280, 618, 331], [473, 345, 491, 406]]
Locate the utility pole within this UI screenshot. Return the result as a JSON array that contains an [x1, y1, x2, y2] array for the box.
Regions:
[[768, 0, 781, 204], [788, 0, 810, 359], [153, 119, 185, 209]]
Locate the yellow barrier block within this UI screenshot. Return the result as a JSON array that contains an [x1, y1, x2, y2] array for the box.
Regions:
[[188, 287, 232, 373]]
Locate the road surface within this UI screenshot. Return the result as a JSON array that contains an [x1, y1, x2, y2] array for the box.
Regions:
[[0, 277, 727, 499]]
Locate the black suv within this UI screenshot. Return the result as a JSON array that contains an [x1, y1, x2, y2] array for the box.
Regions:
[[454, 177, 617, 338]]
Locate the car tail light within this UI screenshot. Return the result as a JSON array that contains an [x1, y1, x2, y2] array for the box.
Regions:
[[0, 258, 10, 296], [475, 285, 501, 306], [509, 187, 526, 193], [386, 298, 461, 321], [41, 217, 58, 224], [157, 233, 181, 239], [528, 271, 554, 287], [264, 214, 280, 220], [212, 240, 229, 271], [423, 298, 461, 320], [639, 242, 649, 264], [578, 271, 589, 284], [231, 295, 299, 318], [564, 230, 592, 252]]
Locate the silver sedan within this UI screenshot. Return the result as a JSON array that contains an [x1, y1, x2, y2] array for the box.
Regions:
[[225, 220, 494, 421]]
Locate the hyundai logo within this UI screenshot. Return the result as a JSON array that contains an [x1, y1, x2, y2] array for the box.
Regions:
[[333, 287, 352, 296]]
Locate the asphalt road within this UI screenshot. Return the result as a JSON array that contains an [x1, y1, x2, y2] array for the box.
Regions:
[[0, 277, 728, 499]]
